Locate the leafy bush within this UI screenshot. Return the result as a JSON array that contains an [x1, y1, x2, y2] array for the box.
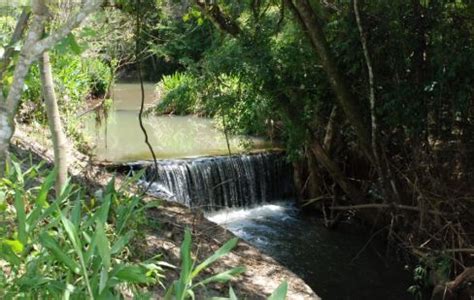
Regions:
[[86, 58, 113, 97], [0, 158, 288, 299], [0, 158, 163, 299], [154, 72, 200, 115]]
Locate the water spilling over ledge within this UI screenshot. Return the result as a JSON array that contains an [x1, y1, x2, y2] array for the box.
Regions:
[[141, 152, 294, 210], [122, 151, 410, 299]]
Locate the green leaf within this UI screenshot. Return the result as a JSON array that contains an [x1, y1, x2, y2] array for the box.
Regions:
[[36, 169, 57, 207], [94, 193, 112, 225], [192, 237, 238, 278], [95, 221, 111, 269], [0, 244, 21, 266], [55, 33, 82, 55], [61, 214, 81, 252], [12, 160, 24, 185], [194, 266, 246, 287], [176, 228, 193, 300], [110, 230, 134, 254], [268, 281, 288, 300], [39, 233, 80, 274], [14, 189, 27, 247], [229, 285, 238, 300], [0, 192, 7, 211], [2, 239, 24, 254], [27, 190, 64, 234], [114, 265, 152, 284], [99, 267, 108, 294], [71, 198, 82, 228], [68, 33, 82, 55]]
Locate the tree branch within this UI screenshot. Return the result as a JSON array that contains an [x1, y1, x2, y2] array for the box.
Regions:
[[330, 203, 444, 215], [195, 0, 241, 37]]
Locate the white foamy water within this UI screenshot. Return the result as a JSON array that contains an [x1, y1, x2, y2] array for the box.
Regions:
[[206, 202, 293, 224], [206, 202, 298, 247]]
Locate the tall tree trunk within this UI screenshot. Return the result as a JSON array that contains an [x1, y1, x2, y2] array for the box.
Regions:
[[0, 0, 103, 176], [39, 52, 69, 193], [0, 1, 46, 175], [354, 0, 400, 202], [285, 0, 373, 161]]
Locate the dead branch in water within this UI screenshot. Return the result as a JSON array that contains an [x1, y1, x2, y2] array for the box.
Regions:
[[330, 203, 444, 215]]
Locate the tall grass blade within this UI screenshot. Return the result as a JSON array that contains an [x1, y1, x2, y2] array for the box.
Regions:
[[60, 213, 94, 299], [194, 266, 246, 287], [13, 189, 27, 247], [176, 228, 193, 300], [39, 233, 80, 274], [268, 281, 288, 300], [191, 237, 238, 278], [95, 221, 111, 269], [36, 169, 57, 207]]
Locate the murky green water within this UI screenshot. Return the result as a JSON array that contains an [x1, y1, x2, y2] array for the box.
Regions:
[[83, 83, 271, 162]]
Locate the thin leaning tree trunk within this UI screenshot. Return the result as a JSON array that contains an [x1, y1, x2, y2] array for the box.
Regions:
[[353, 0, 400, 202], [39, 51, 69, 193]]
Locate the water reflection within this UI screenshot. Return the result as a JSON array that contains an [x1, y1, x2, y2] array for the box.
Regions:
[[83, 83, 271, 162]]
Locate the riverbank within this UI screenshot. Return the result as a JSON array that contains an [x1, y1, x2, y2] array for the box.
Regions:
[[11, 126, 318, 299]]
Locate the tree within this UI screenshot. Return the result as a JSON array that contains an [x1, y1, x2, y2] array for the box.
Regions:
[[0, 0, 103, 175], [39, 51, 69, 193]]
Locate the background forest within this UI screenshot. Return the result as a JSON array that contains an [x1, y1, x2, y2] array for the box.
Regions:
[[0, 0, 473, 299]]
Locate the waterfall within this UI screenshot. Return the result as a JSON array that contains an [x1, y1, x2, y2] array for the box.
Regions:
[[140, 152, 294, 210]]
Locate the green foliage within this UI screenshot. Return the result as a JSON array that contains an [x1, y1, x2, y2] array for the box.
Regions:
[[155, 72, 200, 115], [87, 58, 113, 97], [164, 229, 245, 300], [407, 255, 453, 300], [0, 158, 163, 299], [146, 0, 473, 162], [268, 281, 288, 300], [18, 51, 112, 150], [1, 158, 289, 299]]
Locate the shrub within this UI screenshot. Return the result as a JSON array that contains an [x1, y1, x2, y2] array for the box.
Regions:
[[0, 158, 163, 299], [154, 72, 200, 115]]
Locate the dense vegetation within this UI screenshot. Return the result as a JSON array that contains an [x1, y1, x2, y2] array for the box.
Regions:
[[0, 0, 473, 299], [143, 1, 474, 295]]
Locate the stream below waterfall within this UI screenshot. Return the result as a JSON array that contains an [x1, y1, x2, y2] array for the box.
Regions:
[[207, 202, 411, 299], [84, 83, 412, 299]]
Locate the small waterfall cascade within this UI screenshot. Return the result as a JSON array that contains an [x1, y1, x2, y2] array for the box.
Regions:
[[142, 152, 294, 210]]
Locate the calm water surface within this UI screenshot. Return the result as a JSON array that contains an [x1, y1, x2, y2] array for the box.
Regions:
[[83, 83, 271, 162]]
